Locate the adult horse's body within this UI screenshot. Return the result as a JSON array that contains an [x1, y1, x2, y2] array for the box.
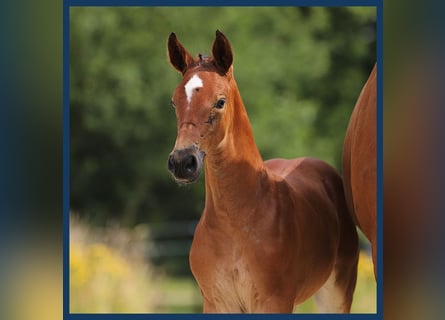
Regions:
[[167, 31, 358, 313], [342, 64, 377, 278]]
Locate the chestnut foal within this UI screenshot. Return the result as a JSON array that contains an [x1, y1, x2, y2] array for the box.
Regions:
[[167, 30, 358, 313]]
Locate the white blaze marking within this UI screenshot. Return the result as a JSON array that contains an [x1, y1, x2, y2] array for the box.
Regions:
[[184, 74, 203, 104]]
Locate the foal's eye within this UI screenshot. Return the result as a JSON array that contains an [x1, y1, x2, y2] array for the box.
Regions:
[[214, 98, 226, 109]]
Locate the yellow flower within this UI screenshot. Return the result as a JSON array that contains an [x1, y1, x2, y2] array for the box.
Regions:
[[88, 243, 130, 278], [70, 242, 89, 287], [357, 251, 374, 279]]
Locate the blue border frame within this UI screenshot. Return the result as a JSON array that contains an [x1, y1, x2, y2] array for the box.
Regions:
[[63, 1, 383, 319], [68, 0, 378, 6], [375, 1, 383, 317], [63, 0, 71, 318], [66, 315, 379, 319]]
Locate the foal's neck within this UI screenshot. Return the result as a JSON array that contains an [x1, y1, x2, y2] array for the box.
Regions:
[[203, 85, 266, 222]]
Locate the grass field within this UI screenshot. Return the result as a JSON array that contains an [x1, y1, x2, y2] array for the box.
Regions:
[[70, 216, 376, 313]]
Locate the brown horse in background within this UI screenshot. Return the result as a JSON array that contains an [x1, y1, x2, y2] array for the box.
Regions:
[[342, 64, 377, 278], [167, 30, 359, 313]]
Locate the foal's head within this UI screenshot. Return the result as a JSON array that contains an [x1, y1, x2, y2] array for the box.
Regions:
[[167, 30, 236, 184]]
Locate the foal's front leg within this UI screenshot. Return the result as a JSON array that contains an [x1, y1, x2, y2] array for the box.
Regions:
[[202, 298, 217, 313], [201, 287, 295, 313], [201, 295, 244, 313], [253, 296, 295, 313]]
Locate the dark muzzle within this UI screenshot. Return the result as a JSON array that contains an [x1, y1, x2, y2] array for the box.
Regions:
[[167, 146, 205, 184]]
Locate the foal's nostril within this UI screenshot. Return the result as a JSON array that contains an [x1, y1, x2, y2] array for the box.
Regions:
[[168, 148, 203, 182], [167, 154, 175, 173], [183, 155, 198, 174]]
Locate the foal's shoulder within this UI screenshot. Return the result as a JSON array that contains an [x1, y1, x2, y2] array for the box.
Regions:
[[264, 157, 343, 205]]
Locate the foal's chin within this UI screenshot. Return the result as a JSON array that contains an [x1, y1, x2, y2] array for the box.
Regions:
[[172, 171, 202, 185]]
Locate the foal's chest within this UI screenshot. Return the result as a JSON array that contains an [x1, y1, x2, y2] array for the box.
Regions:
[[205, 255, 260, 312], [190, 225, 263, 312]]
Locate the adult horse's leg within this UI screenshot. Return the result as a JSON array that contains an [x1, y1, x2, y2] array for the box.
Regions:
[[314, 181, 359, 313]]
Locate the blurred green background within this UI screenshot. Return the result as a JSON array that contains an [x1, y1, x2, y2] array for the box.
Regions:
[[69, 6, 375, 313]]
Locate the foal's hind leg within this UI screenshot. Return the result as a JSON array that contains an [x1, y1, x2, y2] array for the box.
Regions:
[[314, 267, 355, 313], [314, 208, 359, 312], [314, 248, 359, 312]]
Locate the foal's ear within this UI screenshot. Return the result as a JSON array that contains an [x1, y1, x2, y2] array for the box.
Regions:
[[212, 30, 233, 74], [168, 32, 194, 74]]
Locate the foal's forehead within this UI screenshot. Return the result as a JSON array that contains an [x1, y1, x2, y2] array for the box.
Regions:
[[175, 70, 225, 101], [184, 74, 204, 103], [182, 71, 213, 88]]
